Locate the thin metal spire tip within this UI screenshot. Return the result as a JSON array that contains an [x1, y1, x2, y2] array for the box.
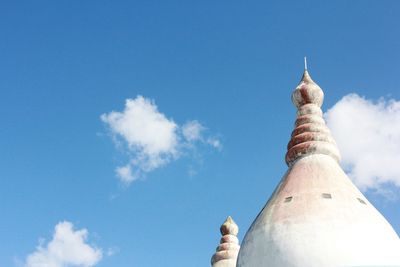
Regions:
[[304, 56, 308, 70]]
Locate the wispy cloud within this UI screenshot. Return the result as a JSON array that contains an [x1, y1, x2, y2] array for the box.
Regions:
[[101, 96, 221, 184], [25, 221, 102, 267], [182, 120, 204, 142], [325, 94, 400, 197], [182, 120, 222, 150]]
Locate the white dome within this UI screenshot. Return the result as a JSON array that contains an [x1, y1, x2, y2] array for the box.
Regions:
[[237, 69, 400, 267], [237, 155, 400, 267]]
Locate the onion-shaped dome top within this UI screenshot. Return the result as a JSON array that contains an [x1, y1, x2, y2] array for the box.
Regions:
[[292, 70, 324, 108]]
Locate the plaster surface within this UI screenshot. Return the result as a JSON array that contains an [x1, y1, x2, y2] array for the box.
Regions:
[[237, 154, 400, 267]]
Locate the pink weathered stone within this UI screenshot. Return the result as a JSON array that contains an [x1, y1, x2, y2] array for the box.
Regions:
[[285, 71, 341, 166], [294, 114, 325, 126], [212, 250, 239, 264], [220, 234, 239, 244], [291, 123, 330, 137], [291, 70, 324, 108], [287, 132, 335, 149], [217, 243, 240, 252], [297, 103, 322, 116]]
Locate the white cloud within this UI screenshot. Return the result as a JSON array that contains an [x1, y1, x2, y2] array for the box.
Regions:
[[206, 137, 222, 150], [101, 96, 221, 184], [182, 121, 222, 150], [25, 221, 102, 267], [115, 164, 136, 184], [325, 94, 400, 194], [106, 247, 119, 257], [101, 96, 178, 157], [182, 120, 204, 142]]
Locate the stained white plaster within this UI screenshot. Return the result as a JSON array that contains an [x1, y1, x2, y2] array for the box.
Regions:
[[237, 155, 400, 267]]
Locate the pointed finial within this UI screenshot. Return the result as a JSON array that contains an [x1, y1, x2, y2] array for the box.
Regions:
[[304, 56, 308, 70], [220, 216, 239, 236], [292, 61, 323, 108], [211, 216, 240, 267]]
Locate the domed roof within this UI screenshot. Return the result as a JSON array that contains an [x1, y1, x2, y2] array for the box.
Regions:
[[237, 67, 400, 267]]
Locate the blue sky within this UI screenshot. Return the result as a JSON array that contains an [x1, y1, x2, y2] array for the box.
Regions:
[[1, 1, 400, 266]]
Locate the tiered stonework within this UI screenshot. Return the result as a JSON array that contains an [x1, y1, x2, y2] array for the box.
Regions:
[[211, 216, 240, 267], [285, 70, 340, 166], [236, 68, 400, 267]]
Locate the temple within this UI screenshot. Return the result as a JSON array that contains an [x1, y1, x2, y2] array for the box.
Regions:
[[211, 64, 400, 267]]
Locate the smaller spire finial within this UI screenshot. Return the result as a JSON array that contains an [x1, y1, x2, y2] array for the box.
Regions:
[[220, 216, 239, 236], [211, 216, 240, 267], [304, 56, 308, 70]]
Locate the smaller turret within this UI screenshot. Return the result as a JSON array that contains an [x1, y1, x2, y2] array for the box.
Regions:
[[211, 216, 240, 267]]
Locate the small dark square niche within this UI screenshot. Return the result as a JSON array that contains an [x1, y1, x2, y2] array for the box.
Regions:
[[284, 196, 293, 203], [322, 193, 332, 199], [357, 198, 367, 204]]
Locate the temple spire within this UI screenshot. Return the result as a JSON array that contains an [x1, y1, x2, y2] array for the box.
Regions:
[[285, 67, 340, 166], [236, 64, 400, 267], [211, 216, 240, 267]]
